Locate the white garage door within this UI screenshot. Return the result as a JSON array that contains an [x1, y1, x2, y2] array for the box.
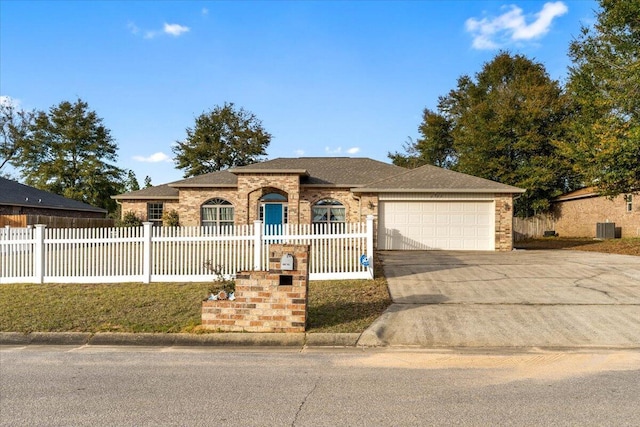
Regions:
[[378, 201, 495, 250]]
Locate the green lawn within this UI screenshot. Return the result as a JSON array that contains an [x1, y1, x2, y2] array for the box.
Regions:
[[0, 277, 391, 334]]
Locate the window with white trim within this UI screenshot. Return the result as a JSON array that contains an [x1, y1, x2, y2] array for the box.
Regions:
[[201, 198, 234, 230], [147, 203, 163, 226], [626, 194, 633, 212], [312, 199, 346, 233]]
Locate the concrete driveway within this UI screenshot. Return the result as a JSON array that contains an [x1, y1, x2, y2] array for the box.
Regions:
[[358, 250, 640, 348]]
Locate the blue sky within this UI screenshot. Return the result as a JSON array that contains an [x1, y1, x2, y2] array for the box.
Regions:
[[1, 0, 598, 186]]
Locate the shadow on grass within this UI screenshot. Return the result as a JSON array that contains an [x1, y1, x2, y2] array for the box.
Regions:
[[307, 299, 391, 333], [514, 238, 600, 250]]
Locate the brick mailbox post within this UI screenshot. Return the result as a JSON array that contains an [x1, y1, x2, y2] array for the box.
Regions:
[[201, 244, 310, 332]]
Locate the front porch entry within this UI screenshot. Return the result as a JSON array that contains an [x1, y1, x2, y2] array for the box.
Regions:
[[260, 193, 287, 233]]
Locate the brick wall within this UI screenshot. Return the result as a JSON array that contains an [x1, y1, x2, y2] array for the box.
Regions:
[[201, 244, 309, 332], [553, 194, 639, 238], [494, 194, 515, 251]]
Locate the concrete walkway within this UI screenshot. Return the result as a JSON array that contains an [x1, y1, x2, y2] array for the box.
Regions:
[[358, 250, 640, 348]]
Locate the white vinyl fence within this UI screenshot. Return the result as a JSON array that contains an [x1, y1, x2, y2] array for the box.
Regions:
[[0, 217, 374, 284]]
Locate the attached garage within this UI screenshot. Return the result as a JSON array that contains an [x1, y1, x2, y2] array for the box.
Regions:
[[352, 164, 526, 251], [378, 198, 495, 250]]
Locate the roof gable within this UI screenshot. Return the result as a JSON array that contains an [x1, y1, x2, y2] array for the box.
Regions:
[[230, 157, 406, 186], [0, 178, 107, 213]]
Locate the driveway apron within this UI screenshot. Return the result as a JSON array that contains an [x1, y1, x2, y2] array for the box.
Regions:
[[358, 250, 640, 348]]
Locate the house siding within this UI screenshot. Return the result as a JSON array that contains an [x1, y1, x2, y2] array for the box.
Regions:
[[552, 194, 640, 238]]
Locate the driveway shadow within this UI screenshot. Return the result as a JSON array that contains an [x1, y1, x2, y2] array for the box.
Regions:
[[378, 250, 470, 279]]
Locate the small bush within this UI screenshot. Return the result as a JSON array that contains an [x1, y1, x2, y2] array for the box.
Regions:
[[162, 210, 180, 227], [117, 211, 143, 227]]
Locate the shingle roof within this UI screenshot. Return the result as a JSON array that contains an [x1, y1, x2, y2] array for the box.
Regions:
[[552, 187, 598, 202], [0, 177, 107, 213], [111, 183, 179, 200], [353, 164, 526, 193], [230, 157, 406, 186], [168, 170, 238, 188], [112, 157, 525, 199]]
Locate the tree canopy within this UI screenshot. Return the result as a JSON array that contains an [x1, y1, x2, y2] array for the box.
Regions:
[[563, 0, 640, 196], [391, 52, 573, 216], [0, 99, 35, 177], [173, 102, 271, 177], [12, 99, 125, 212]]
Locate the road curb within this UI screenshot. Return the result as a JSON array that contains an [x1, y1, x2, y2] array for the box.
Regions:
[[0, 332, 360, 348]]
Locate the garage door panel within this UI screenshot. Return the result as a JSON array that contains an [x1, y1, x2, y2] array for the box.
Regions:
[[379, 200, 495, 250]]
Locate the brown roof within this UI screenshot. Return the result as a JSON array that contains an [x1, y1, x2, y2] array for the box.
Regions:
[[168, 170, 238, 188], [353, 164, 526, 193], [1, 177, 107, 213], [552, 187, 598, 202], [230, 157, 406, 186], [113, 158, 525, 199], [112, 183, 179, 200]]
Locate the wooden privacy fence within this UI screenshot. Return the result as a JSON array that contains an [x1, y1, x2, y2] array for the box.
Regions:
[[512, 215, 556, 241], [0, 216, 374, 284], [0, 215, 114, 228]]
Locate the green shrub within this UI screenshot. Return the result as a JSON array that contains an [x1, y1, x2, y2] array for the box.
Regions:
[[117, 211, 143, 227], [162, 209, 180, 227]]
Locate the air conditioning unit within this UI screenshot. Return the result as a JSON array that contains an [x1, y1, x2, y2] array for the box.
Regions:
[[596, 222, 615, 239]]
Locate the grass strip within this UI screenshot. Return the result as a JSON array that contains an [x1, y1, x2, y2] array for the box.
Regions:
[[0, 277, 391, 334]]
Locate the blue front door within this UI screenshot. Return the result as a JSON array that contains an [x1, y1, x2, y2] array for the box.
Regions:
[[264, 203, 283, 234]]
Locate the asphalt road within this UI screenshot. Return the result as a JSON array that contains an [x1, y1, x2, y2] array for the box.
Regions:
[[2, 345, 639, 426]]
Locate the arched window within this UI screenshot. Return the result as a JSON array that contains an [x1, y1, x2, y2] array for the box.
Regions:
[[312, 199, 345, 232], [201, 198, 234, 229]]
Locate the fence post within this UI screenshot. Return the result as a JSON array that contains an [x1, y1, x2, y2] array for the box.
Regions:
[[142, 222, 152, 283], [33, 224, 46, 284], [253, 220, 263, 271], [366, 215, 374, 279]]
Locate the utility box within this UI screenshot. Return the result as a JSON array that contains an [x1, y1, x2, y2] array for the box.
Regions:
[[596, 222, 616, 239]]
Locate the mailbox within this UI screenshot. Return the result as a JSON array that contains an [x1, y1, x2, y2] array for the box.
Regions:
[[281, 253, 294, 271]]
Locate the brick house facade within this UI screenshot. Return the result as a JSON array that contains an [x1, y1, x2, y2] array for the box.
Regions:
[[552, 188, 639, 238], [113, 158, 525, 251]]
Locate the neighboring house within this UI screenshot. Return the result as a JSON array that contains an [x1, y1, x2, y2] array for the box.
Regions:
[[0, 177, 107, 221], [113, 157, 525, 251], [552, 187, 639, 238]]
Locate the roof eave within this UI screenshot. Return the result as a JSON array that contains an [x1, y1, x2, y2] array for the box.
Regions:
[[0, 202, 107, 213], [167, 183, 237, 188], [229, 168, 310, 176], [111, 195, 180, 201], [352, 188, 526, 194]]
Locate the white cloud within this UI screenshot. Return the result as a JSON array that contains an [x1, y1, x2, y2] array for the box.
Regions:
[[130, 22, 190, 39], [346, 147, 360, 154], [164, 23, 190, 37], [133, 152, 172, 163], [0, 95, 19, 108], [127, 21, 139, 35], [202, 8, 209, 16], [325, 146, 342, 155], [294, 149, 305, 156], [143, 30, 159, 40], [466, 2, 568, 50]]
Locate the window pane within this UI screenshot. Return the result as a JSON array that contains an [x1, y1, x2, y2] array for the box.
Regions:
[[312, 207, 328, 222], [219, 207, 234, 221], [202, 207, 217, 221], [330, 208, 345, 222]]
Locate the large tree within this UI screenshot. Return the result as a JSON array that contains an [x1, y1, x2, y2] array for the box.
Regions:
[[173, 102, 271, 177], [14, 99, 124, 212], [392, 52, 574, 217], [564, 0, 640, 196], [389, 109, 455, 169], [0, 99, 35, 177]]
